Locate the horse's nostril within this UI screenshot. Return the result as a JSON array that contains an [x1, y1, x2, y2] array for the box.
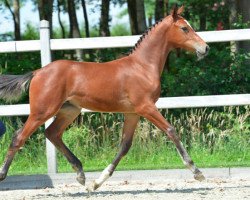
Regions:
[[205, 45, 210, 53]]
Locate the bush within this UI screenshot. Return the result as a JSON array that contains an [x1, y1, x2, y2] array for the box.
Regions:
[[161, 44, 249, 97]]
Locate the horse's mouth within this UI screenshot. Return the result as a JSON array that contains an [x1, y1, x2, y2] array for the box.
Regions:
[[196, 51, 208, 60]]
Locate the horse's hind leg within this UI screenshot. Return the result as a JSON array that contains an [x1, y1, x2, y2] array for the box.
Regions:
[[87, 113, 140, 191], [44, 103, 85, 185], [0, 115, 45, 181]]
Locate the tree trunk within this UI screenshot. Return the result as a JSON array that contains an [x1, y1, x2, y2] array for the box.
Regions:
[[164, 0, 169, 16], [67, 0, 81, 38], [198, 3, 207, 31], [136, 0, 147, 34], [148, 16, 152, 27], [228, 0, 237, 26], [81, 0, 94, 61], [199, 13, 207, 31], [4, 0, 21, 40], [227, 0, 239, 54], [127, 0, 147, 35], [67, 0, 83, 61], [81, 0, 90, 38], [237, 0, 250, 55], [127, 0, 138, 35], [57, 0, 66, 38], [38, 0, 53, 38], [99, 0, 110, 37], [13, 0, 21, 40], [155, 0, 164, 21]]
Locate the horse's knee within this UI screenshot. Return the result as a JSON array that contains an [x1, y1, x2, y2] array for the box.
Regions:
[[10, 129, 25, 149], [166, 126, 180, 142], [167, 126, 176, 135]]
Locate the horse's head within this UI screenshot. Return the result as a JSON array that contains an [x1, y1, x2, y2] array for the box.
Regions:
[[168, 5, 209, 59]]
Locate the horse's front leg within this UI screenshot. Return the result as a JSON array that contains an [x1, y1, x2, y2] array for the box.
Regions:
[[87, 113, 140, 192], [137, 104, 205, 181]]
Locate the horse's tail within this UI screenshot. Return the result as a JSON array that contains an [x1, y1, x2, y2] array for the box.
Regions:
[[0, 72, 33, 102]]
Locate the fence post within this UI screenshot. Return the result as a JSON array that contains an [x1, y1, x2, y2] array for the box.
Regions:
[[40, 20, 57, 174]]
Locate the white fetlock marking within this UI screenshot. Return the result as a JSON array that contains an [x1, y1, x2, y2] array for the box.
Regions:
[[94, 164, 114, 186]]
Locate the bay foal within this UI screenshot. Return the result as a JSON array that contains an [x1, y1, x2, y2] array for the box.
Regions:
[[0, 6, 209, 191]]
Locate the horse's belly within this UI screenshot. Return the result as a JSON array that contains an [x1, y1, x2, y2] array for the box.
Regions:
[[68, 94, 135, 113]]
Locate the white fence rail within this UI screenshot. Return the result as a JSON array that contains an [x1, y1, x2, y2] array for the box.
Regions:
[[1, 29, 250, 53], [0, 21, 250, 174], [0, 94, 249, 117]]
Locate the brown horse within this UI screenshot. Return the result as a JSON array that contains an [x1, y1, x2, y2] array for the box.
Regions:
[[0, 6, 209, 191]]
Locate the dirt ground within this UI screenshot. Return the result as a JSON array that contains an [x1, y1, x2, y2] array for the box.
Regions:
[[1, 177, 250, 200]]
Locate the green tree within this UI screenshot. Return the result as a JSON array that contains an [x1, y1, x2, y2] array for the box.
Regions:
[[67, 0, 83, 61], [2, 0, 21, 40], [154, 0, 165, 21], [99, 0, 111, 36], [81, 0, 90, 38], [37, 0, 54, 37], [56, 0, 66, 38], [179, 0, 230, 31], [127, 0, 147, 34]]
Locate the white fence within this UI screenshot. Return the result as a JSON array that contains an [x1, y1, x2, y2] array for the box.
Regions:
[[0, 94, 250, 116], [0, 20, 250, 174], [1, 29, 250, 52]]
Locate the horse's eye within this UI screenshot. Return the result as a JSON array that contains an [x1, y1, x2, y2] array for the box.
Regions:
[[181, 27, 189, 33]]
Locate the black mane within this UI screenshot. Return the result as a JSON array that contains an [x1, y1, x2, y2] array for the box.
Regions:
[[129, 19, 164, 54]]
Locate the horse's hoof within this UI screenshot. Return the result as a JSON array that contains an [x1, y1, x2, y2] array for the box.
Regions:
[[194, 172, 205, 181], [0, 172, 6, 182], [86, 181, 99, 192], [76, 175, 86, 186]]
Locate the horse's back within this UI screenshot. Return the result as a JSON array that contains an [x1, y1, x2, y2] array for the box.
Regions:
[[30, 58, 135, 113]]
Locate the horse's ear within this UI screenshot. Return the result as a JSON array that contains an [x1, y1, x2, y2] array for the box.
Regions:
[[177, 5, 184, 15], [171, 4, 178, 21]]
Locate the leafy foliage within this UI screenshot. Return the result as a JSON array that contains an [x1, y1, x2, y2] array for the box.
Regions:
[[161, 44, 250, 97], [178, 0, 230, 30]]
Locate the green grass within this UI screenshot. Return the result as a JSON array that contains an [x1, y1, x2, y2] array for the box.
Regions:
[[5, 140, 250, 176], [0, 106, 249, 176]]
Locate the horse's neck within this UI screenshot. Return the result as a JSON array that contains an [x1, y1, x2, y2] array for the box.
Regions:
[[130, 17, 172, 75]]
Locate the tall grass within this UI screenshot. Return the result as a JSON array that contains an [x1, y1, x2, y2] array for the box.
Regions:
[[0, 117, 47, 174], [56, 106, 250, 172], [0, 106, 249, 175]]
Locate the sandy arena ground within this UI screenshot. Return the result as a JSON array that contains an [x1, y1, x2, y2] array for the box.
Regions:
[[1, 177, 250, 200]]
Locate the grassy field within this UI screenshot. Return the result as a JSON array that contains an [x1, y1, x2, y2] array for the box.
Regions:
[[0, 106, 249, 176]]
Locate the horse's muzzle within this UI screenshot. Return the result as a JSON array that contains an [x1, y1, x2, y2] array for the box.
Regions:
[[196, 45, 209, 60]]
